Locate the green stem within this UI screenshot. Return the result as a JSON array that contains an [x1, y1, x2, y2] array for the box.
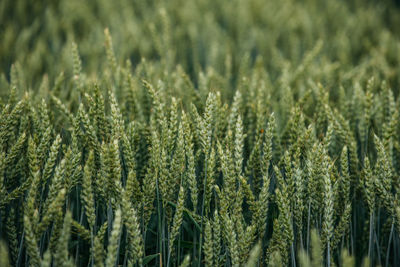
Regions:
[[368, 211, 374, 261], [156, 177, 163, 267], [198, 153, 208, 267], [385, 221, 394, 267]]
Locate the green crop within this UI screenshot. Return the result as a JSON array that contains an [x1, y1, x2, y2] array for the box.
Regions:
[[1, 0, 400, 266]]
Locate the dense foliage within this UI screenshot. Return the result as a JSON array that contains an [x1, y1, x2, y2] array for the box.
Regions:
[[1, 0, 400, 266]]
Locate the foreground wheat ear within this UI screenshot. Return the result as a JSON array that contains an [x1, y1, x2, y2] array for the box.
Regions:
[[1, 0, 400, 266]]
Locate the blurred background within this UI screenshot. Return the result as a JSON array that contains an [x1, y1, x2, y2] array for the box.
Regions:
[[0, 0, 400, 92]]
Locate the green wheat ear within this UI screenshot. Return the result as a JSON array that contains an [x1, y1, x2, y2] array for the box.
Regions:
[[72, 42, 83, 91], [24, 214, 40, 267], [245, 242, 261, 267], [179, 255, 191, 267], [311, 229, 323, 267], [105, 208, 122, 267], [121, 189, 143, 265], [0, 241, 10, 267], [54, 211, 72, 267], [223, 213, 239, 266], [104, 28, 118, 77], [82, 151, 96, 230], [169, 185, 185, 257], [94, 221, 108, 267], [341, 250, 355, 267], [203, 219, 214, 266], [40, 250, 52, 267], [269, 250, 283, 267], [299, 247, 312, 267]]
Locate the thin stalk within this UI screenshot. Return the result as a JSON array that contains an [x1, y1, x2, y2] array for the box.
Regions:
[[375, 230, 382, 266], [341, 235, 344, 252], [91, 203, 98, 267], [123, 234, 128, 267], [177, 175, 183, 266], [75, 208, 85, 266], [291, 242, 296, 267], [350, 219, 354, 256], [162, 210, 166, 266], [377, 207, 381, 240], [385, 221, 394, 267], [193, 209, 197, 264], [306, 200, 311, 253], [39, 229, 46, 255], [155, 177, 163, 267], [90, 227, 94, 267], [368, 211, 374, 260], [300, 231, 304, 251], [353, 206, 357, 256], [167, 230, 171, 267], [142, 207, 147, 259], [327, 241, 330, 267], [177, 229, 181, 266], [16, 231, 24, 267], [198, 153, 208, 267], [193, 229, 197, 264], [395, 235, 398, 266]]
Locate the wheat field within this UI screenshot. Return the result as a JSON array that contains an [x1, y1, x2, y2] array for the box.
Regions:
[[1, 0, 400, 266]]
